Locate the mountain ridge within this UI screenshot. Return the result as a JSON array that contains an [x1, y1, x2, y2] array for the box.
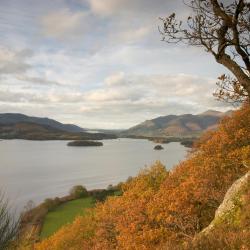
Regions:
[[0, 113, 84, 133], [122, 109, 232, 138]]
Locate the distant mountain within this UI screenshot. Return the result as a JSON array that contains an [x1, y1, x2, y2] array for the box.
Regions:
[[122, 110, 232, 138], [0, 122, 117, 141], [199, 109, 232, 117], [0, 113, 84, 133]]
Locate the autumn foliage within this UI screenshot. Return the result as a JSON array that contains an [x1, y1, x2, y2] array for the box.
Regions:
[[35, 105, 250, 250]]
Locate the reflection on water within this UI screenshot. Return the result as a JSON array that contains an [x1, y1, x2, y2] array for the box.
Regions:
[[0, 138, 187, 213]]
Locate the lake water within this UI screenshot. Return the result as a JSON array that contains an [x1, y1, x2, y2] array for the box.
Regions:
[[0, 139, 187, 213]]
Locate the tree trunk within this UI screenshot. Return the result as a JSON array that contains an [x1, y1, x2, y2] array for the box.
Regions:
[[216, 54, 250, 101]]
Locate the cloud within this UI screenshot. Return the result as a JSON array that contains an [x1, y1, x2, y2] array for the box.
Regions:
[[82, 72, 230, 109], [83, 0, 187, 47], [104, 72, 125, 86], [112, 26, 152, 44], [87, 0, 121, 15], [0, 47, 32, 75], [0, 89, 48, 104], [87, 0, 185, 16], [40, 8, 88, 39], [16, 75, 62, 86], [0, 71, 230, 129]]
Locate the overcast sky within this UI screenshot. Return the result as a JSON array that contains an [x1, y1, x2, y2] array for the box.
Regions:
[[0, 0, 232, 129]]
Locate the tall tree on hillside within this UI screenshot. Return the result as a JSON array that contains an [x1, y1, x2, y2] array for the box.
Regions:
[[159, 0, 250, 103]]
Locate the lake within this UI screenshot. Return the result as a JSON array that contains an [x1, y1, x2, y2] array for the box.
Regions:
[[0, 139, 187, 213]]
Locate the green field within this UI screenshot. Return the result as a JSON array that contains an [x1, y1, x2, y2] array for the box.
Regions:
[[40, 197, 94, 239]]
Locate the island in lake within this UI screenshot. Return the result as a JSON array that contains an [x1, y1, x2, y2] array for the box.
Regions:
[[67, 140, 103, 147], [154, 145, 164, 150]]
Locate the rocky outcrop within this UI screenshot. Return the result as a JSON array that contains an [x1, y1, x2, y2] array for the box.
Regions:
[[201, 170, 250, 235]]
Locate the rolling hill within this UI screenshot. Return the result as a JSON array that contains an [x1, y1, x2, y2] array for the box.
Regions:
[[0, 113, 117, 140], [122, 110, 232, 138], [0, 113, 84, 133]]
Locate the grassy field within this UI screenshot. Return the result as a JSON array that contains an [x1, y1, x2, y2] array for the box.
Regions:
[[40, 197, 94, 239]]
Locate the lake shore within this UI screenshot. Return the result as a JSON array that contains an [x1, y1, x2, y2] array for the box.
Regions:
[[20, 185, 121, 242]]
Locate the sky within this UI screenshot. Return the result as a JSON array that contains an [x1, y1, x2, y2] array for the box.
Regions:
[[0, 0, 232, 129]]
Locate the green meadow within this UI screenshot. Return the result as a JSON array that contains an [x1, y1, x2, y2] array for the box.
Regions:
[[40, 197, 95, 239]]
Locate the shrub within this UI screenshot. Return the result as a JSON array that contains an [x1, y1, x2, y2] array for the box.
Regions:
[[69, 185, 88, 199], [43, 198, 61, 211], [0, 192, 19, 250]]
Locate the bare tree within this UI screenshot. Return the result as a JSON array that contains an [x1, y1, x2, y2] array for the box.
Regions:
[[159, 0, 250, 104], [0, 193, 19, 250]]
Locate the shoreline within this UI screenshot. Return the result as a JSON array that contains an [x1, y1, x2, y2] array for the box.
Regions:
[[19, 186, 121, 242]]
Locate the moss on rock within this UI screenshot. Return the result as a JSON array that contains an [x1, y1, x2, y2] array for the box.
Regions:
[[201, 171, 250, 233]]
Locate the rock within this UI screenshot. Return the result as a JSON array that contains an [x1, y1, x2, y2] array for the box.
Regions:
[[201, 170, 250, 235], [67, 140, 103, 147], [154, 145, 164, 150]]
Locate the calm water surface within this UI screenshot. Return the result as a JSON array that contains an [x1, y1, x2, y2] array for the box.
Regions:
[[0, 139, 187, 213]]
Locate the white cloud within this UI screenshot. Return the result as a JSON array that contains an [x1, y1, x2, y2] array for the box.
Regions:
[[40, 9, 88, 39], [104, 72, 125, 86], [84, 73, 218, 106], [87, 0, 185, 16], [16, 75, 62, 86], [113, 26, 152, 44], [87, 0, 124, 16], [0, 47, 32, 75]]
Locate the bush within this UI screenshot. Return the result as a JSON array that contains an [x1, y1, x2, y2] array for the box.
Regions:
[[0, 192, 19, 249], [69, 185, 88, 199], [43, 198, 61, 211]]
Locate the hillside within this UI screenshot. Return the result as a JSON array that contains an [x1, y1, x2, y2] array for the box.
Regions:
[[0, 122, 117, 141], [122, 110, 231, 138], [0, 113, 84, 133]]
